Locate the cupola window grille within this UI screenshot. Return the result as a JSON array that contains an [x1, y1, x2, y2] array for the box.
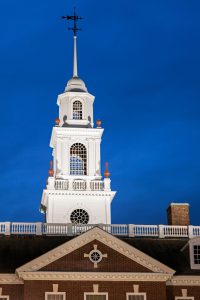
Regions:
[[70, 143, 87, 175], [70, 209, 89, 224], [73, 100, 82, 120]]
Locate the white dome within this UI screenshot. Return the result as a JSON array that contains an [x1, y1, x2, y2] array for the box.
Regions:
[[65, 76, 88, 92]]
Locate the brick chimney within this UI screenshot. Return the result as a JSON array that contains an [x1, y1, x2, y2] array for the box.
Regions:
[[167, 203, 190, 226]]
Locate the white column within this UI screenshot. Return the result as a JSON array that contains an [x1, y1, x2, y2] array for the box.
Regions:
[[88, 139, 95, 176], [62, 138, 69, 175], [56, 138, 62, 176], [95, 139, 101, 176]]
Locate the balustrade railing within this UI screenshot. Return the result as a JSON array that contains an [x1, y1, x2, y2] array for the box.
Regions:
[[54, 179, 104, 191], [90, 181, 104, 191], [55, 180, 69, 190], [1, 223, 200, 238]]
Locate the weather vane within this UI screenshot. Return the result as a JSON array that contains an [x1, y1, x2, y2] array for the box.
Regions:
[[62, 8, 83, 36]]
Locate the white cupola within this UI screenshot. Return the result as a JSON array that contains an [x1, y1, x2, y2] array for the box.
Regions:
[[40, 10, 116, 225]]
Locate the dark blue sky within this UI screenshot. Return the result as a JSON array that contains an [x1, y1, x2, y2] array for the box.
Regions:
[[0, 0, 200, 225]]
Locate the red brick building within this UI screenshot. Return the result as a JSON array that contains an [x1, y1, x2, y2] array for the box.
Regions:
[[0, 10, 200, 300]]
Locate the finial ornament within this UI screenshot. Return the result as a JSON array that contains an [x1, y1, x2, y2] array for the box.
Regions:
[[62, 8, 82, 78], [48, 160, 54, 177], [96, 119, 102, 128], [104, 162, 110, 178], [62, 7, 82, 37], [55, 118, 60, 126]]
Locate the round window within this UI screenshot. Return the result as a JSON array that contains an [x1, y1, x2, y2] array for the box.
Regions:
[[89, 250, 102, 264], [70, 209, 89, 224]]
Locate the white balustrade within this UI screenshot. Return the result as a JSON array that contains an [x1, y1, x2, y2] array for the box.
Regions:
[[43, 223, 69, 235], [191, 226, 200, 237], [130, 225, 158, 237], [0, 223, 6, 234], [1, 223, 200, 237], [163, 225, 188, 237], [54, 179, 104, 191], [11, 223, 37, 235], [55, 180, 69, 190], [90, 180, 104, 191], [72, 180, 86, 190]]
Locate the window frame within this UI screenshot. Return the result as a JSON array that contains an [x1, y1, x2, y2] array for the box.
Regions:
[[189, 238, 200, 270], [84, 293, 108, 300], [72, 99, 83, 120], [70, 143, 87, 176], [45, 292, 66, 300], [175, 297, 194, 300], [126, 293, 147, 300], [0, 297, 9, 300]]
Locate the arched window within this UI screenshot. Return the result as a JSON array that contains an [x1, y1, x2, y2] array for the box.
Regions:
[[70, 143, 87, 175], [73, 100, 82, 120]]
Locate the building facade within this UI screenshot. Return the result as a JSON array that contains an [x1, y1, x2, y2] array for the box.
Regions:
[[0, 10, 200, 300]]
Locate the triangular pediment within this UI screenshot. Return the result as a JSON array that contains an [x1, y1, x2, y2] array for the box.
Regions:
[[16, 227, 175, 275]]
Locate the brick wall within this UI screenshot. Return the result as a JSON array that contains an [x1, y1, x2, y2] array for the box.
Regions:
[[167, 285, 200, 300], [41, 240, 151, 273], [23, 280, 167, 300], [0, 284, 23, 300], [167, 203, 190, 225]]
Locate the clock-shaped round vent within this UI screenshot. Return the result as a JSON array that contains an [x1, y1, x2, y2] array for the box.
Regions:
[[70, 209, 89, 224]]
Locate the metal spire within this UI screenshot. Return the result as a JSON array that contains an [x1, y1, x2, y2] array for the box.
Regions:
[[62, 8, 82, 78]]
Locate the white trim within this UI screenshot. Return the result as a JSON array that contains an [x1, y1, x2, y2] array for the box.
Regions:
[[16, 227, 174, 274], [189, 238, 200, 269], [45, 292, 66, 300], [84, 293, 108, 300], [126, 293, 146, 300], [168, 275, 200, 286], [0, 274, 23, 284], [17, 271, 172, 282]]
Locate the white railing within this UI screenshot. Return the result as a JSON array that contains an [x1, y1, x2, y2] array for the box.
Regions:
[[90, 180, 104, 191], [1, 223, 200, 238], [11, 223, 37, 235], [73, 180, 86, 190], [55, 180, 69, 190], [54, 179, 105, 191], [130, 225, 158, 237]]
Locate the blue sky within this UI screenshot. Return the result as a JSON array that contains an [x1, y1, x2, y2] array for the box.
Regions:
[[0, 0, 200, 225]]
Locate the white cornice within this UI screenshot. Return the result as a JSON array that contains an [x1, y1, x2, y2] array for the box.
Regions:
[[42, 189, 116, 198], [0, 274, 23, 284], [16, 227, 175, 274], [167, 276, 200, 286], [50, 127, 104, 148], [18, 272, 172, 282]]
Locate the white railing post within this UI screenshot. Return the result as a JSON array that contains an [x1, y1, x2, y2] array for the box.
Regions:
[[68, 179, 73, 191], [67, 223, 73, 236], [47, 177, 55, 189], [104, 178, 111, 191], [5, 222, 11, 236], [36, 222, 42, 235], [188, 225, 194, 238], [158, 225, 165, 238], [86, 180, 90, 191], [128, 224, 135, 237]]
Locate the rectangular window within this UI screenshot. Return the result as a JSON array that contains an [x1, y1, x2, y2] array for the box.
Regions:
[[193, 245, 200, 264], [85, 294, 108, 300], [45, 293, 66, 300], [0, 297, 9, 300], [126, 293, 146, 300]]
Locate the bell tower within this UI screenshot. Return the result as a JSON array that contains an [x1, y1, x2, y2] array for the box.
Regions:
[[40, 10, 116, 224]]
